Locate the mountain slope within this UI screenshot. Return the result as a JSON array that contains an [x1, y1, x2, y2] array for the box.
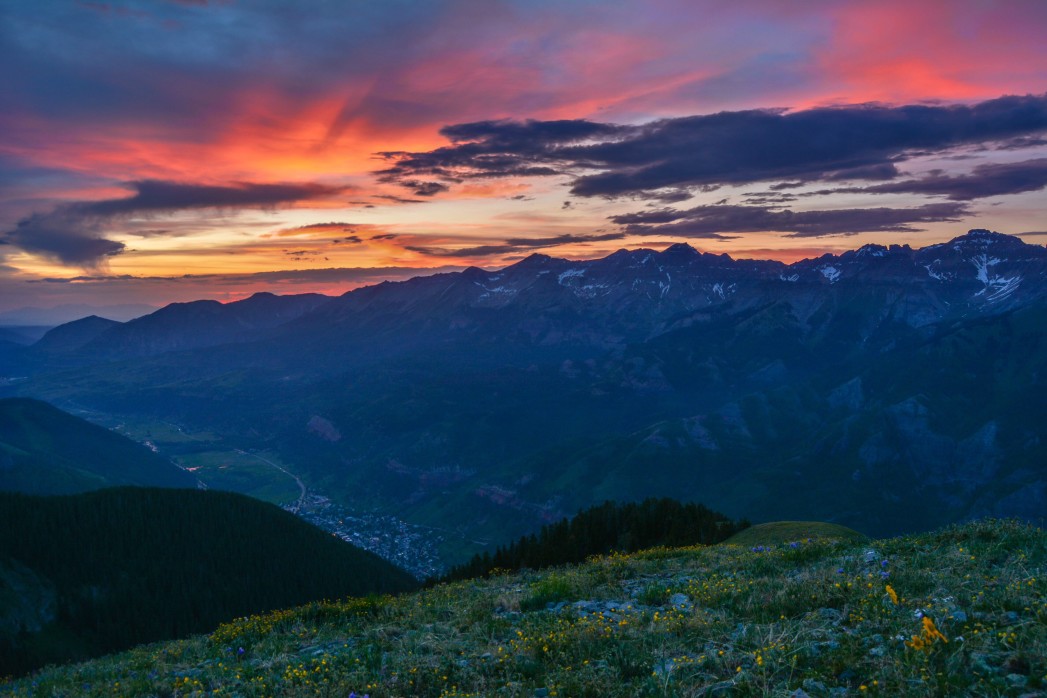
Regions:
[[0, 488, 419, 677], [0, 398, 197, 494], [9, 230, 1047, 552], [443, 498, 747, 582], [72, 292, 331, 361], [32, 316, 121, 355], [2, 519, 1042, 696]]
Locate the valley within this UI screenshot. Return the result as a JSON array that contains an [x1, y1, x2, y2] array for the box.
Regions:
[[66, 408, 452, 578], [5, 9, 1047, 693], [3, 230, 1044, 560]]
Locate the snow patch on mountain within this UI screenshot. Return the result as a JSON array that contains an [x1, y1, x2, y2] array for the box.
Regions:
[[971, 254, 1001, 284], [711, 282, 736, 299], [966, 254, 1023, 303], [820, 265, 841, 283], [476, 283, 519, 302], [575, 283, 612, 299], [659, 272, 671, 298], [856, 244, 887, 258], [558, 268, 585, 285], [984, 276, 1021, 303], [923, 263, 952, 281]]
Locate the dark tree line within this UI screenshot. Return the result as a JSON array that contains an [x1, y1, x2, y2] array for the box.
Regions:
[[0, 487, 417, 678], [441, 498, 748, 582]]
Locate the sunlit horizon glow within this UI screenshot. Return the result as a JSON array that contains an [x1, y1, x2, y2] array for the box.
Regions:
[[2, 0, 1047, 312]]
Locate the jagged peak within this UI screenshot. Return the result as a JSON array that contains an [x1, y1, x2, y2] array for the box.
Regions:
[[854, 243, 889, 257], [660, 242, 699, 257], [460, 266, 490, 280], [508, 252, 555, 269], [950, 229, 1025, 247]]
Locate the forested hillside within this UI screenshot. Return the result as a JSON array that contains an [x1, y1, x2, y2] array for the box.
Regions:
[[444, 498, 747, 581], [0, 398, 196, 494], [0, 488, 418, 677]]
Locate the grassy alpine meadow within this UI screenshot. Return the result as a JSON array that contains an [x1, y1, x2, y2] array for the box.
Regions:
[[2, 519, 1044, 697]]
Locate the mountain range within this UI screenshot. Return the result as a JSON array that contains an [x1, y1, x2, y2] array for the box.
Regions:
[[2, 229, 1045, 557], [0, 304, 156, 327]]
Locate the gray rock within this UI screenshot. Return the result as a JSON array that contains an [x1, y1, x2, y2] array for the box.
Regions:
[[828, 377, 864, 411], [970, 651, 994, 674], [1007, 674, 1029, 689], [802, 678, 827, 694], [816, 607, 844, 623]]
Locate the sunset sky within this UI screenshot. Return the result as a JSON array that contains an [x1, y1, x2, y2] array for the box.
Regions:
[[2, 0, 1047, 312]]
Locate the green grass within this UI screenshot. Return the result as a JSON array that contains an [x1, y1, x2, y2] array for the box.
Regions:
[[175, 450, 300, 505], [2, 518, 1044, 696], [725, 521, 868, 546], [111, 419, 223, 447]]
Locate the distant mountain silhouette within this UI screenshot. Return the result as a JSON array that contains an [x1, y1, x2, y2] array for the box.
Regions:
[[71, 292, 330, 360], [33, 316, 121, 354], [9, 231, 1047, 545]]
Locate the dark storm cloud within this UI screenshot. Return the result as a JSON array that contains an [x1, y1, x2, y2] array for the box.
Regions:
[[3, 209, 126, 266], [380, 94, 1047, 198], [611, 202, 969, 238], [842, 158, 1047, 200], [405, 232, 628, 258], [377, 118, 624, 183], [82, 180, 346, 215], [2, 180, 345, 267]]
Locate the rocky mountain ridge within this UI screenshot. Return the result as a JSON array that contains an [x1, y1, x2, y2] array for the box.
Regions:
[[3, 229, 1045, 550]]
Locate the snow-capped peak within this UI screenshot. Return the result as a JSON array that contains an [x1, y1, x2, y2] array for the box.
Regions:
[[820, 265, 841, 283]]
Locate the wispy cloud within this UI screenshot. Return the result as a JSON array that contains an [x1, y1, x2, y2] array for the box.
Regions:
[[611, 202, 969, 238], [2, 180, 346, 267], [827, 158, 1047, 201], [404, 232, 629, 258]]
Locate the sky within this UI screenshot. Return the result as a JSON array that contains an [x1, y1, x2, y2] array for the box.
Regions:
[[1, 0, 1047, 312]]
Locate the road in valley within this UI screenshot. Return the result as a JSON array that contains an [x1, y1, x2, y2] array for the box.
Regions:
[[234, 449, 307, 512]]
